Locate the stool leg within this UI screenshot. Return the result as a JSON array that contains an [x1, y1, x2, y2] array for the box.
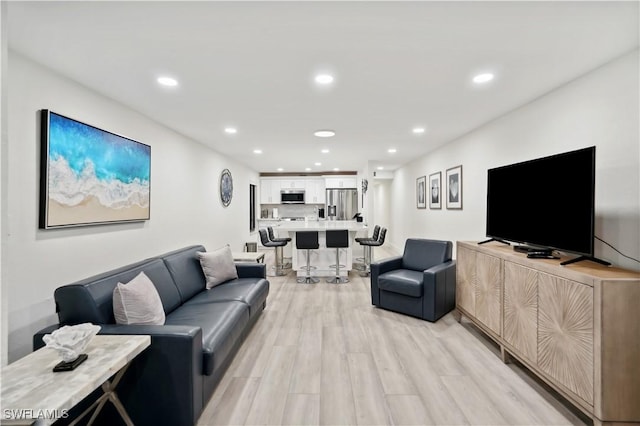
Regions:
[[275, 246, 286, 276], [360, 245, 372, 277], [297, 249, 319, 284], [327, 248, 349, 284]]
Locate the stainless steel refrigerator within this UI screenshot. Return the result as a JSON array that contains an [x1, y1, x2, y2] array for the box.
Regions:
[[326, 189, 358, 220]]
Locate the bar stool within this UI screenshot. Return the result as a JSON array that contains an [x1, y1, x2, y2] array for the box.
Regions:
[[295, 231, 319, 284], [268, 226, 293, 268], [358, 227, 387, 276], [259, 228, 289, 276], [268, 226, 292, 244], [355, 225, 380, 270], [326, 229, 349, 284]]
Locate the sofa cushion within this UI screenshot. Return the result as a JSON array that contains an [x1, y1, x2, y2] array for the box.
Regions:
[[55, 258, 181, 325], [197, 245, 238, 289], [161, 245, 208, 303], [113, 271, 166, 325], [183, 278, 269, 317], [165, 301, 249, 376], [378, 269, 424, 298]]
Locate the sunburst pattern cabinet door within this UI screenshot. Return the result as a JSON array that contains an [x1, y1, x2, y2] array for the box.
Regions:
[[537, 273, 594, 404], [456, 246, 476, 316], [475, 253, 502, 335], [503, 262, 538, 363]]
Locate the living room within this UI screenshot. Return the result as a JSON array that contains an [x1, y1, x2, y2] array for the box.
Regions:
[[1, 2, 639, 426]]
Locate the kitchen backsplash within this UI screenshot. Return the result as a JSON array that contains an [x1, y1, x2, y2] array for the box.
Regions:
[[261, 204, 323, 218]]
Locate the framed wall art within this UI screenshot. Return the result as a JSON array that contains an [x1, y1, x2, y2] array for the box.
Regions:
[[416, 176, 426, 209], [446, 165, 463, 209], [429, 171, 441, 209], [39, 110, 151, 229]]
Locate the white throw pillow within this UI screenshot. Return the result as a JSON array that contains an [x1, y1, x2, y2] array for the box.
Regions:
[[113, 271, 165, 325], [197, 245, 238, 289]]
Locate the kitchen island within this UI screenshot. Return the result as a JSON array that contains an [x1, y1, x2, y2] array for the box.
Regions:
[[270, 220, 369, 279]]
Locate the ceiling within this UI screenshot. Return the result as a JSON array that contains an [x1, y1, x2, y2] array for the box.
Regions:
[[7, 1, 639, 174]]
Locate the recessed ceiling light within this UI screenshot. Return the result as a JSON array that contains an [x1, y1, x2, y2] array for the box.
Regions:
[[388, 148, 397, 153], [253, 149, 262, 154], [277, 168, 283, 172], [314, 162, 322, 166], [315, 74, 334, 85], [224, 127, 237, 134], [473, 73, 494, 84], [412, 127, 426, 134], [305, 167, 312, 171], [157, 76, 178, 87], [333, 168, 340, 172], [377, 166, 384, 170], [321, 149, 330, 154], [314, 130, 336, 138]]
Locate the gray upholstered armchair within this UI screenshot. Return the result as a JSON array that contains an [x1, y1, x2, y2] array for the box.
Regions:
[[370, 238, 456, 322]]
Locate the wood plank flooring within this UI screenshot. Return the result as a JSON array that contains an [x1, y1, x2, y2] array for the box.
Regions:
[[197, 247, 590, 426]]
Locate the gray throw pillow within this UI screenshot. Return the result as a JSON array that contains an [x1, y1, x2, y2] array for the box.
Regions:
[[113, 271, 166, 325], [197, 245, 238, 289]]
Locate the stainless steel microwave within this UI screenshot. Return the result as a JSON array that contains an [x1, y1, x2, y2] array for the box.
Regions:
[[280, 190, 305, 204]]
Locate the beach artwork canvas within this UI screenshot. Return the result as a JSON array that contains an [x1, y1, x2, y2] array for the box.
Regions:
[[40, 110, 151, 228]]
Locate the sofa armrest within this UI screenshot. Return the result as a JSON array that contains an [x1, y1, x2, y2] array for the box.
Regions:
[[100, 324, 204, 426], [423, 260, 457, 321], [370, 256, 403, 306], [236, 263, 267, 279]]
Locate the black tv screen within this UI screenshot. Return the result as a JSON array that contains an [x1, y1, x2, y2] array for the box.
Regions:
[[486, 146, 595, 256]]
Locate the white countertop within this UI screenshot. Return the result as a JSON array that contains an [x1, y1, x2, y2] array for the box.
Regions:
[[273, 220, 368, 232]]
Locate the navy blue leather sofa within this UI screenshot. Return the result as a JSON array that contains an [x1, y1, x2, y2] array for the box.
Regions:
[[33, 245, 269, 426]]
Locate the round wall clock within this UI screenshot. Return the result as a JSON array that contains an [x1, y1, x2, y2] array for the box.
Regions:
[[220, 169, 233, 207]]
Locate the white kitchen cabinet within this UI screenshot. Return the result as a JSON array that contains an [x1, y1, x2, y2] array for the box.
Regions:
[[259, 179, 281, 204], [305, 179, 326, 204], [279, 179, 306, 189], [325, 176, 357, 189]]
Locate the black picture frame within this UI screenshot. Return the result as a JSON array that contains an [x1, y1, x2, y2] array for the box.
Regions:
[[416, 176, 426, 209], [39, 110, 151, 229], [446, 165, 463, 210], [429, 171, 442, 209]]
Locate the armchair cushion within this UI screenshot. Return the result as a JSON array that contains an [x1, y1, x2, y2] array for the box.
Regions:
[[402, 238, 452, 271], [378, 269, 424, 297]]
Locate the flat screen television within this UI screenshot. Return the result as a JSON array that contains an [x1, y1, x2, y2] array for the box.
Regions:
[[485, 146, 602, 264]]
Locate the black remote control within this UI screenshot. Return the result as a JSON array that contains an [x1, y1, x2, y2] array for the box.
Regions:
[[527, 253, 559, 259]]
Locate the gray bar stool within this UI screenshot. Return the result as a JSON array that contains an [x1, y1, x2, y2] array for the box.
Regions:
[[268, 226, 292, 268], [296, 231, 319, 284], [359, 227, 387, 276], [259, 228, 289, 276], [326, 229, 349, 283], [355, 225, 380, 270]]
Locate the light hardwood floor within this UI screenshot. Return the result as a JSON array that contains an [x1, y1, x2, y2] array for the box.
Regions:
[[197, 246, 590, 426]]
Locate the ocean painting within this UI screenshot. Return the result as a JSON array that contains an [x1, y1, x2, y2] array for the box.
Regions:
[[40, 110, 151, 228]]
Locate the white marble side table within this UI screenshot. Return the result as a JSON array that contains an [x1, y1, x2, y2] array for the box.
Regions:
[[231, 251, 265, 263], [1, 334, 150, 426]]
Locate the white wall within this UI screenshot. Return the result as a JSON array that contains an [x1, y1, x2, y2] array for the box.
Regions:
[[1, 1, 8, 366], [4, 52, 260, 362], [388, 50, 640, 271]]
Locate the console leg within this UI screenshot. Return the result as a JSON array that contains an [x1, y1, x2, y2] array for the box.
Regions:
[[500, 346, 512, 364]]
